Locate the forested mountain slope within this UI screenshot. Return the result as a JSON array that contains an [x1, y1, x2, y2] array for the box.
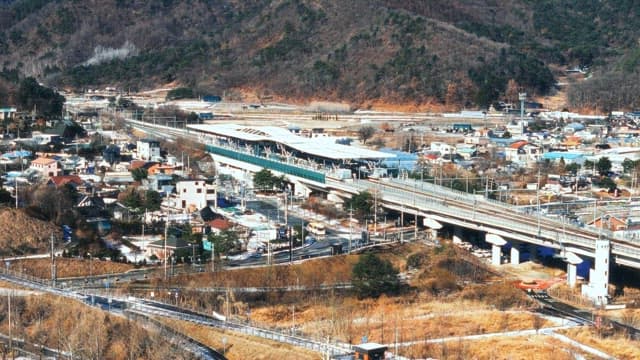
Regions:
[[0, 0, 639, 109]]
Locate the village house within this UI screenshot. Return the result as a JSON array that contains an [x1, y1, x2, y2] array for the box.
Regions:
[[504, 140, 541, 165], [136, 139, 161, 161], [29, 156, 61, 177], [146, 235, 193, 262], [47, 175, 84, 189], [175, 180, 217, 212]]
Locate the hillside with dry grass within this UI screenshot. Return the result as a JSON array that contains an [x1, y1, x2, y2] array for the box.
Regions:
[[0, 293, 194, 359], [0, 208, 61, 256]]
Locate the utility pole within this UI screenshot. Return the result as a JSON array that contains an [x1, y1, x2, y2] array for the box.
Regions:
[[300, 218, 304, 251], [164, 215, 169, 281], [289, 226, 293, 264], [374, 186, 378, 235], [211, 242, 215, 272], [400, 204, 404, 243], [284, 192, 288, 227], [8, 289, 11, 358], [267, 234, 272, 265], [292, 305, 296, 336], [349, 206, 353, 253], [50, 234, 56, 287], [164, 192, 170, 280], [537, 168, 541, 236]]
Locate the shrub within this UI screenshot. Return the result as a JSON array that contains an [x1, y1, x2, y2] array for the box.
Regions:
[[352, 253, 401, 298], [407, 251, 429, 270]]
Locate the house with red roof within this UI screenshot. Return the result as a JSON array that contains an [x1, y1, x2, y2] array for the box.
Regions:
[[47, 175, 84, 188], [505, 141, 541, 165]]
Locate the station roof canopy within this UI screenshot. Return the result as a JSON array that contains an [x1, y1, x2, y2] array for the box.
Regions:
[[188, 124, 395, 161]]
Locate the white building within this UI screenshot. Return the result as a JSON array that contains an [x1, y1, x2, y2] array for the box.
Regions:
[[429, 142, 455, 155], [504, 141, 540, 165], [137, 139, 161, 161], [0, 107, 16, 121], [29, 157, 61, 177], [175, 180, 217, 212]]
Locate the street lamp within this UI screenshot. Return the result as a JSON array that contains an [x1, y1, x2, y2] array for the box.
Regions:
[[189, 243, 196, 267]]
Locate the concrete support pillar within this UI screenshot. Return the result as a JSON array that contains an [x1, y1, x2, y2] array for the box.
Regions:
[[491, 244, 502, 266], [567, 263, 577, 287], [510, 245, 520, 265], [423, 217, 442, 244], [565, 251, 582, 289], [529, 244, 538, 262], [452, 227, 463, 244], [485, 234, 506, 266]]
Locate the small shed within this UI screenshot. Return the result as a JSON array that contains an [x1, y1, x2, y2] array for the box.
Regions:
[[353, 343, 387, 360]]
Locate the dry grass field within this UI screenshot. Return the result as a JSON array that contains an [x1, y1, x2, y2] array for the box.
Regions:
[[560, 327, 640, 360], [174, 254, 359, 289], [146, 242, 640, 359], [159, 318, 320, 360], [250, 296, 553, 345], [400, 335, 593, 360], [9, 257, 134, 278]]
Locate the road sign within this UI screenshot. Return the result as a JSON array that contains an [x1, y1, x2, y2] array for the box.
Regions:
[[62, 225, 73, 242], [203, 239, 212, 251]]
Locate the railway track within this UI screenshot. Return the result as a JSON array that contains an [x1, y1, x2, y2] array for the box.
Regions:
[[359, 177, 640, 264], [529, 291, 640, 340]]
